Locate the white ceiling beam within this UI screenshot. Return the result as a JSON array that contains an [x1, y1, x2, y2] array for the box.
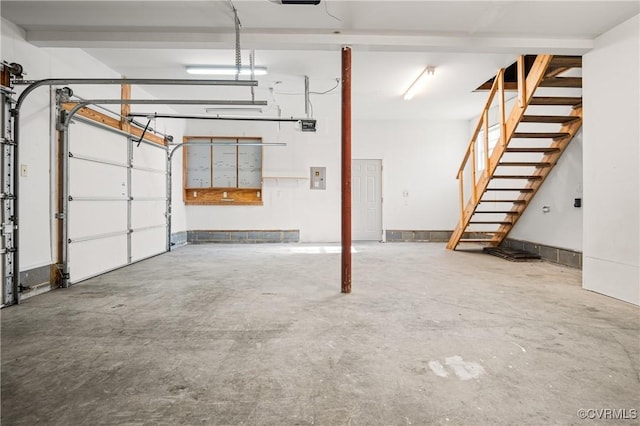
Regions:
[[26, 30, 594, 54]]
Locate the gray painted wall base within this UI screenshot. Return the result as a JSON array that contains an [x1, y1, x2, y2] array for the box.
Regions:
[[171, 231, 188, 247], [386, 230, 453, 242], [500, 238, 582, 269], [385, 230, 582, 269], [187, 230, 300, 244]]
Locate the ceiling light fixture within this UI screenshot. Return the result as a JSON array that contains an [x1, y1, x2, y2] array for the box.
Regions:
[[403, 65, 435, 101], [186, 66, 268, 76]]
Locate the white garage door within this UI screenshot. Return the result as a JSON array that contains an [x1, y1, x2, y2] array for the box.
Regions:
[[67, 121, 167, 283]]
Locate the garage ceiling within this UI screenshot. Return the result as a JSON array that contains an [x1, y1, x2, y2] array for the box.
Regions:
[[2, 1, 638, 120]]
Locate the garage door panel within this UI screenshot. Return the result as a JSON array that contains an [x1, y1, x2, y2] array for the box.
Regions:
[[66, 123, 167, 284], [131, 228, 166, 262], [69, 122, 128, 163], [70, 161, 128, 198], [131, 169, 165, 199], [69, 202, 128, 239], [69, 235, 128, 283], [131, 201, 166, 229]]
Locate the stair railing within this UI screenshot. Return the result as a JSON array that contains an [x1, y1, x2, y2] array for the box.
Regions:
[[448, 54, 554, 249], [454, 67, 507, 233]]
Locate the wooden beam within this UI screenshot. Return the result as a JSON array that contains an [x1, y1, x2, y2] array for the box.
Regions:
[[475, 81, 518, 91], [548, 55, 582, 68], [517, 55, 526, 107], [1, 66, 10, 88], [539, 77, 582, 88], [497, 68, 506, 149], [471, 142, 477, 202], [120, 83, 131, 134], [61, 103, 165, 146], [341, 46, 352, 294]]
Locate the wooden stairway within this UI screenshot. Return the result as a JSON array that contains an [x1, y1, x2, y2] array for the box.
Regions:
[[447, 55, 583, 250]]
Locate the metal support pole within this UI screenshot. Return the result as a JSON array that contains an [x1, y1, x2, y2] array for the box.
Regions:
[[341, 46, 352, 294]]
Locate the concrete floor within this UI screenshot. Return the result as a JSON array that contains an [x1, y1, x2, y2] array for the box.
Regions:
[[1, 243, 639, 425]]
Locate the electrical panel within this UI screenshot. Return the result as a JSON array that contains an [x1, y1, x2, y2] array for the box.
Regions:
[[310, 167, 326, 190]]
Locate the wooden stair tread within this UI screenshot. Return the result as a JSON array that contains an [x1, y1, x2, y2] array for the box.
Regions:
[[548, 56, 582, 68], [485, 188, 534, 192], [513, 132, 570, 138], [529, 96, 582, 106], [474, 211, 519, 214], [479, 200, 526, 204], [468, 231, 506, 234], [506, 147, 561, 153], [521, 115, 580, 124], [492, 175, 543, 180], [469, 221, 513, 225], [539, 77, 582, 88], [498, 162, 552, 167]]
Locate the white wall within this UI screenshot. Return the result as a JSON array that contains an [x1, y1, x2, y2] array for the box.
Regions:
[[509, 129, 583, 251], [181, 70, 469, 242], [183, 79, 342, 242], [1, 18, 184, 272], [583, 15, 639, 305], [352, 120, 468, 231]]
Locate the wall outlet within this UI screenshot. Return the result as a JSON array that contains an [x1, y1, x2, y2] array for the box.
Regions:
[[20, 164, 28, 177]]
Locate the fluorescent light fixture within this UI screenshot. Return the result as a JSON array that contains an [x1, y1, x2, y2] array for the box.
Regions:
[[403, 65, 435, 101], [186, 66, 267, 76]]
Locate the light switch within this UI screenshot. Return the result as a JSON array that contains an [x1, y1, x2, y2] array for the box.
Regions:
[[20, 164, 27, 177]]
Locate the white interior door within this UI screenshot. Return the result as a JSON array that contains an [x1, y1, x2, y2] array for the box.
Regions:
[[352, 159, 382, 241]]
